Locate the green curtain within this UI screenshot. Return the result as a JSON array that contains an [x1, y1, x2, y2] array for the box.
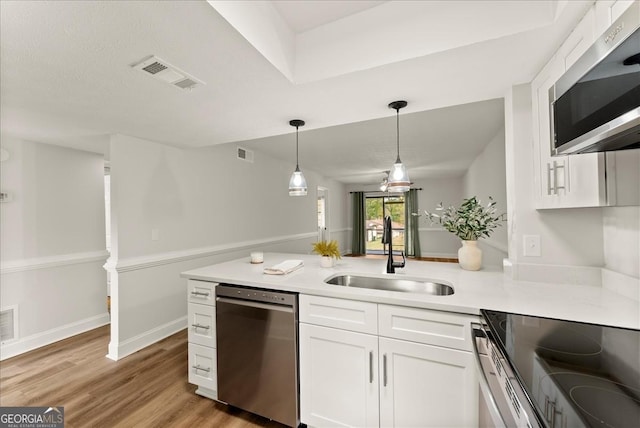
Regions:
[[405, 189, 422, 258], [351, 192, 366, 255]]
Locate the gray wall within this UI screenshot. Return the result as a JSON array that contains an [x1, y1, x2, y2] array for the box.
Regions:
[[0, 137, 109, 359]]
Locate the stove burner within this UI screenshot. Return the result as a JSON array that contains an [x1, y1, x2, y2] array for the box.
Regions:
[[570, 384, 640, 428]]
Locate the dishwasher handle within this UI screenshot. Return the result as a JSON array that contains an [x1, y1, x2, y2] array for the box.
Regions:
[[216, 296, 294, 313]]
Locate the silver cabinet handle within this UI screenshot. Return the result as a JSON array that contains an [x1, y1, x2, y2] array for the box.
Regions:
[[383, 354, 388, 387], [190, 290, 210, 297], [553, 160, 566, 192], [547, 163, 554, 195], [192, 365, 211, 373], [369, 351, 373, 384], [191, 323, 210, 330]]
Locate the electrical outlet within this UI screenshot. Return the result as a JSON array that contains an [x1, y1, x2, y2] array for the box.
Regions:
[[151, 229, 160, 241], [523, 235, 541, 257]]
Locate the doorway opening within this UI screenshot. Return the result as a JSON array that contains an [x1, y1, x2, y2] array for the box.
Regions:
[[365, 194, 405, 255]]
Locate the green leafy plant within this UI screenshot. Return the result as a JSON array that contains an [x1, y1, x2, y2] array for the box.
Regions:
[[421, 197, 506, 241], [312, 240, 342, 259]]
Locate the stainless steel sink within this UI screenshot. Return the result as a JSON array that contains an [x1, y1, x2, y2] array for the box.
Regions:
[[324, 274, 454, 295]]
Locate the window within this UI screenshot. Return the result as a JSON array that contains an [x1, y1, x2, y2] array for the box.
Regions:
[[365, 195, 405, 254]]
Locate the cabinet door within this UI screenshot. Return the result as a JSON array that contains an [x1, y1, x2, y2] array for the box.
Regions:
[[557, 7, 594, 71], [379, 337, 478, 428], [595, 0, 636, 36], [300, 323, 379, 428]]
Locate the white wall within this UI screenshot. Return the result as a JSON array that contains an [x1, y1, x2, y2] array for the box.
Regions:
[[602, 207, 640, 278], [462, 128, 508, 267], [107, 134, 347, 360], [0, 137, 109, 360], [413, 177, 465, 258], [505, 85, 605, 285]]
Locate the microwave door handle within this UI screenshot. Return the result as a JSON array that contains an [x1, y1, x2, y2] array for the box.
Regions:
[[471, 323, 508, 428]]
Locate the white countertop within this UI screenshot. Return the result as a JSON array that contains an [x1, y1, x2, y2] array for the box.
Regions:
[[181, 253, 640, 330]]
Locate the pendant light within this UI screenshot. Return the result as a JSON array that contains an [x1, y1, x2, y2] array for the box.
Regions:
[[387, 100, 410, 193], [288, 119, 307, 196]]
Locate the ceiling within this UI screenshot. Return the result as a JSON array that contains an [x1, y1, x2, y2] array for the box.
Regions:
[[0, 0, 592, 184]]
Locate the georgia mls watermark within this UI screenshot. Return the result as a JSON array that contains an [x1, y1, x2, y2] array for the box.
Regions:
[[0, 407, 64, 428]]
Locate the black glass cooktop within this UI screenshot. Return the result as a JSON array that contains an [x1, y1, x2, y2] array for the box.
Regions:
[[482, 310, 640, 428]]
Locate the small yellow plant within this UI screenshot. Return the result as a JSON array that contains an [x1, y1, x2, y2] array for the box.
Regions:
[[312, 240, 341, 259]]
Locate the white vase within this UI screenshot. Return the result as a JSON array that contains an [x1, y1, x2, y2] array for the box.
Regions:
[[458, 240, 482, 271], [320, 256, 334, 268]]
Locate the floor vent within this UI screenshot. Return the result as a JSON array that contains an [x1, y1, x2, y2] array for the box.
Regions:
[[0, 307, 17, 342], [132, 55, 205, 90], [237, 147, 254, 163]]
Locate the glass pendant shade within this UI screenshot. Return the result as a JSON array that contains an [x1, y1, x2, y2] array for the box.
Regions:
[[289, 167, 308, 196], [387, 161, 410, 193], [387, 100, 410, 193], [288, 119, 307, 196]]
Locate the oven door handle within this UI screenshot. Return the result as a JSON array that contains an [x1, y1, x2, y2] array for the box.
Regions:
[[472, 322, 507, 428]]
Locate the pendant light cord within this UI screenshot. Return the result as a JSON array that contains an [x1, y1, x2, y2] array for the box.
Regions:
[[395, 108, 401, 163], [295, 125, 300, 169]]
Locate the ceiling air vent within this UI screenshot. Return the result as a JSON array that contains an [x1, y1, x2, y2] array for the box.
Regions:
[[132, 55, 205, 90], [237, 147, 254, 163]]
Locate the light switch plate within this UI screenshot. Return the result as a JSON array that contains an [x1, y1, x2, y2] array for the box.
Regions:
[[523, 235, 541, 257]]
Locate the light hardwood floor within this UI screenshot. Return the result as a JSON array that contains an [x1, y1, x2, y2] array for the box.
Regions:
[[0, 326, 287, 428]]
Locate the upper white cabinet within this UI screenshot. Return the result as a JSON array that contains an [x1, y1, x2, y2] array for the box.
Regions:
[[531, 3, 610, 209], [595, 0, 636, 36], [557, 7, 595, 71]]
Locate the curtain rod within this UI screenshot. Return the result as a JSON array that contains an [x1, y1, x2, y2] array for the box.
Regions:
[[349, 188, 423, 194]]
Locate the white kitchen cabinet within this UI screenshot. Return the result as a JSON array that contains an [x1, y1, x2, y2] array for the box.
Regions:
[[300, 323, 380, 428], [530, 5, 608, 210], [187, 279, 218, 400], [379, 337, 477, 428], [595, 0, 636, 36], [299, 295, 479, 428], [557, 7, 595, 71]]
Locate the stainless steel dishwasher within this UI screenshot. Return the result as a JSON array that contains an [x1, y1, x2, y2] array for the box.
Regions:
[[216, 284, 299, 428]]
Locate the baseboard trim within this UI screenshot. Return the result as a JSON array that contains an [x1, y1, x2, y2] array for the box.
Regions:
[[106, 316, 187, 361], [0, 313, 110, 361], [1, 250, 110, 275], [113, 232, 317, 273]]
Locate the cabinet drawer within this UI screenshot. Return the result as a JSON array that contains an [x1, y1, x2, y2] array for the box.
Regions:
[[188, 280, 217, 306], [378, 305, 478, 351], [188, 343, 217, 395], [300, 295, 378, 335], [188, 303, 216, 348]]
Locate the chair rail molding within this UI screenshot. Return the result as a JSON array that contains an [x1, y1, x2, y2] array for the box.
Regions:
[[1, 250, 110, 275], [113, 231, 318, 273]]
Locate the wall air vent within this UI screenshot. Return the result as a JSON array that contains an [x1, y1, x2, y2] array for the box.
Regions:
[[0, 307, 17, 342], [131, 55, 205, 90], [237, 147, 254, 163]]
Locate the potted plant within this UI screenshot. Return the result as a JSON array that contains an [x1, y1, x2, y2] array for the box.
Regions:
[[312, 240, 341, 268], [422, 197, 505, 271]]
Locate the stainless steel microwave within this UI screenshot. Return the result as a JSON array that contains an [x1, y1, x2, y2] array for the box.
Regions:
[[550, 2, 640, 155]]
